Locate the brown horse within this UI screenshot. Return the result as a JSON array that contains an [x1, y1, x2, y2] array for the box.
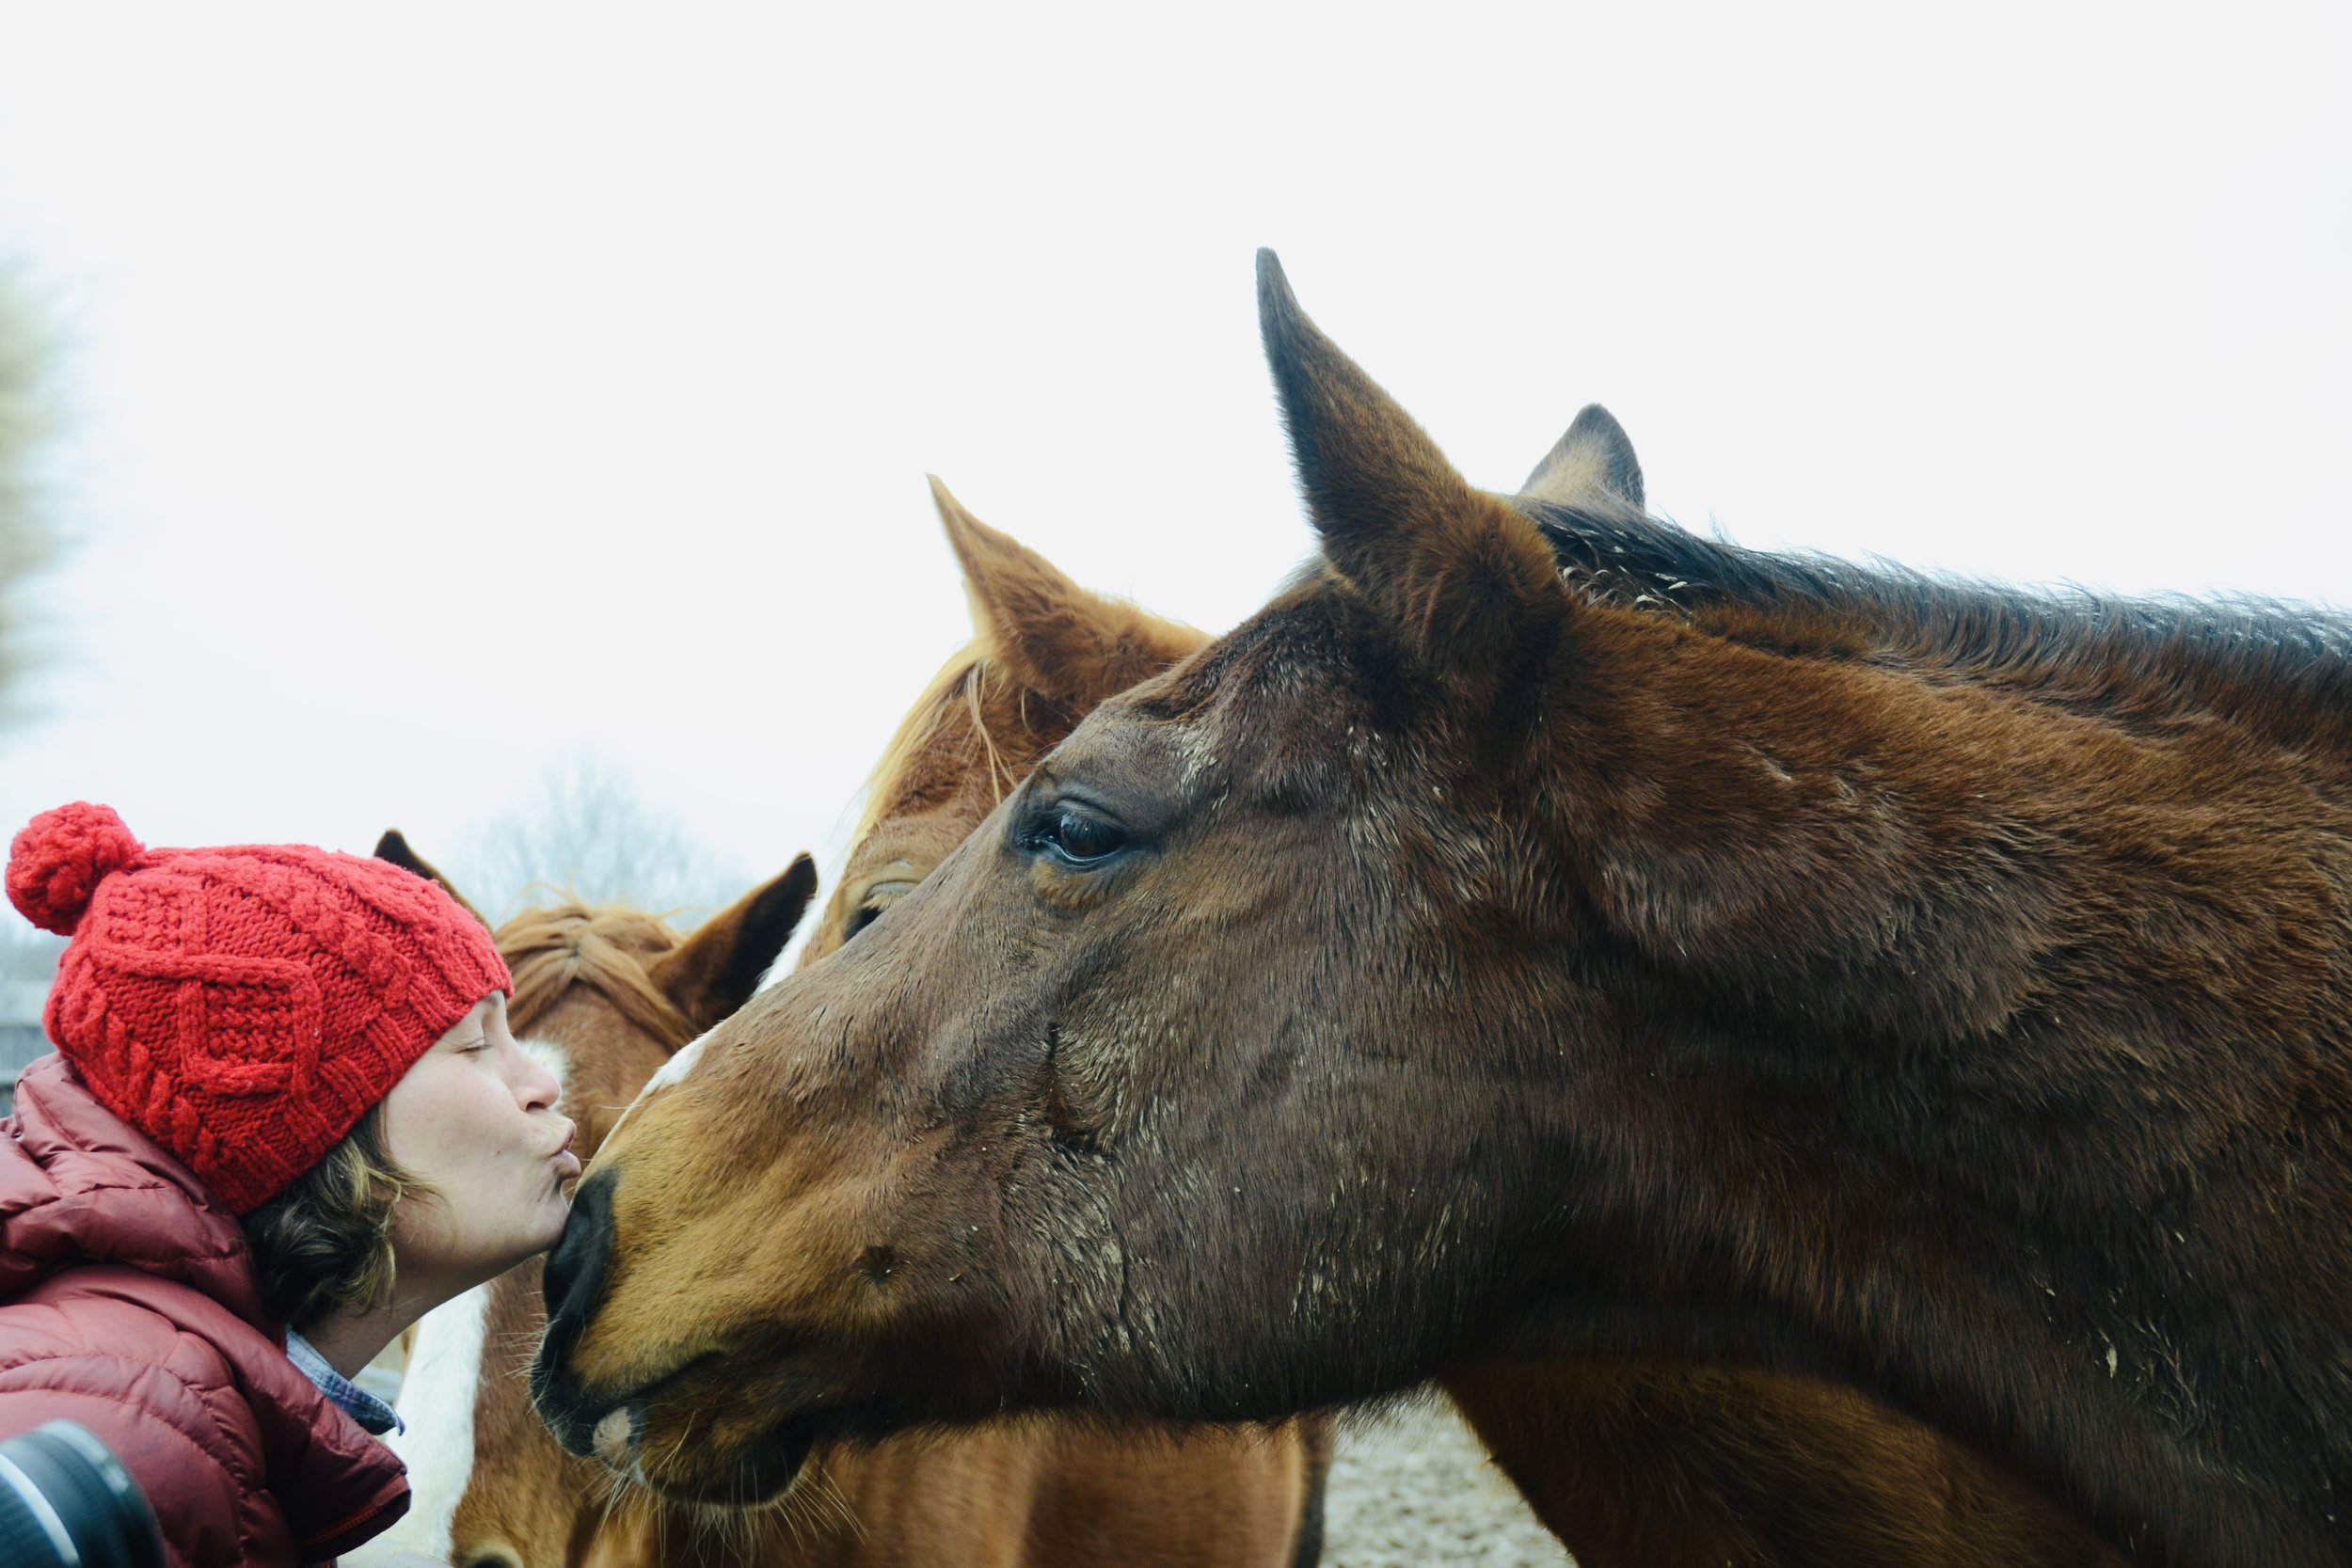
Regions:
[[789, 473, 2113, 1567], [538, 254, 2352, 1566], [377, 841, 1325, 1568]]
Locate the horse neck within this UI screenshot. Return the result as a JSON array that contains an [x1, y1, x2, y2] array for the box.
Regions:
[[1498, 601, 2352, 1563]]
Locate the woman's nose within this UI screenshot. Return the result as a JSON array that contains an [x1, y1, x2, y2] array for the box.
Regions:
[[517, 1054, 563, 1113]]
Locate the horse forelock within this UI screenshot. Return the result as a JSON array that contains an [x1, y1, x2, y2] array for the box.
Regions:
[[850, 639, 1066, 846], [498, 900, 698, 1054]]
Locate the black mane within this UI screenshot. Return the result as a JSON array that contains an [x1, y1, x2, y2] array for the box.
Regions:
[[1517, 496, 2352, 713]]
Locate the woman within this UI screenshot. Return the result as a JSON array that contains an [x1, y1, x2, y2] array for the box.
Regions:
[[0, 801, 579, 1565]]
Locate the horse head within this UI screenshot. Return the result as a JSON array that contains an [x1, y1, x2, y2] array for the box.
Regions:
[[535, 254, 2352, 1565], [393, 578, 1319, 1564]]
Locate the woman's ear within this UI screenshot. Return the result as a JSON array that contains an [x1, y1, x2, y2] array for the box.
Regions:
[[1256, 250, 1569, 699], [645, 854, 818, 1034]]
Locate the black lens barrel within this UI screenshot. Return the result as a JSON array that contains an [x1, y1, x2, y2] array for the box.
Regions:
[[0, 1421, 164, 1568]]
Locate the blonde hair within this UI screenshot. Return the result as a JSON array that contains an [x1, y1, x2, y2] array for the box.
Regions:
[[242, 1102, 423, 1329], [851, 641, 1019, 844]]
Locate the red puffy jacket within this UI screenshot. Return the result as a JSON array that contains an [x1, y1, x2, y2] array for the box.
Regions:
[[0, 1054, 409, 1565]]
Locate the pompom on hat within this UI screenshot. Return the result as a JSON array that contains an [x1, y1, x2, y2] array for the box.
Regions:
[[6, 802, 511, 1213]]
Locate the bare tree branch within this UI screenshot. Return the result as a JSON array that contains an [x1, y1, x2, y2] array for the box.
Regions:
[[0, 260, 64, 732], [446, 751, 750, 925]]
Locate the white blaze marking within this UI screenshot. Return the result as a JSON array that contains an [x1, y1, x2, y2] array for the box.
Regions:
[[384, 1282, 492, 1557], [519, 1035, 572, 1106], [603, 1025, 714, 1143], [643, 1026, 710, 1095]]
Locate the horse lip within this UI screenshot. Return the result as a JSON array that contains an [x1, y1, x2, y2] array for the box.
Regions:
[[569, 1351, 818, 1500], [536, 1347, 711, 1463], [591, 1404, 639, 1468]]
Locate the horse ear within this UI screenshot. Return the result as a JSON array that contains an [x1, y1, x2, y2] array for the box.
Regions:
[[930, 476, 1206, 706], [373, 829, 492, 929], [1256, 250, 1568, 689], [645, 854, 818, 1035], [1521, 404, 1645, 514]]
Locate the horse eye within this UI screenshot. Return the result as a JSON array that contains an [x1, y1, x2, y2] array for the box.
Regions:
[[844, 878, 918, 942], [1047, 809, 1127, 863]]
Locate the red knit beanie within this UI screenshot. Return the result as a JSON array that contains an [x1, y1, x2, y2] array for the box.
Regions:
[[6, 802, 511, 1214]]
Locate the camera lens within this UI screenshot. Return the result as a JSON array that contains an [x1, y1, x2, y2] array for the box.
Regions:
[[0, 1421, 164, 1568]]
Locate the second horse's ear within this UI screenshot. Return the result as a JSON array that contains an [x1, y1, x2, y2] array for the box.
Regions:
[[374, 829, 491, 929], [930, 476, 1205, 707], [647, 854, 820, 1035]]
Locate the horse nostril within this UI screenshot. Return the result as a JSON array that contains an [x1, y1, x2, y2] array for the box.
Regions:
[[541, 1165, 616, 1329]]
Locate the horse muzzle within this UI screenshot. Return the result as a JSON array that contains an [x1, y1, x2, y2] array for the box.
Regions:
[[526, 1162, 826, 1501], [530, 1164, 621, 1456]]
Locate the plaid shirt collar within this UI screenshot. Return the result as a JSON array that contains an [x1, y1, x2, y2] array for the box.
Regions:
[[285, 1327, 405, 1436]]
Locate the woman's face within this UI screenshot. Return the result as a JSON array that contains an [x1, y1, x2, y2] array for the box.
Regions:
[[381, 991, 580, 1295]]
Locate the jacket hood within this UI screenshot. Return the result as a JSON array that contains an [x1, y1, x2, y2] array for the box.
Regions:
[[3, 1053, 411, 1560], [1, 1053, 272, 1327]]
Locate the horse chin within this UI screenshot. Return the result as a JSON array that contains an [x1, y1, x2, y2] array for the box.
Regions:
[[634, 1414, 818, 1507]]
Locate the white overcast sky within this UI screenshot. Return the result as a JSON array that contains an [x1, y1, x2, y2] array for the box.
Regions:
[[2, 4, 2347, 930]]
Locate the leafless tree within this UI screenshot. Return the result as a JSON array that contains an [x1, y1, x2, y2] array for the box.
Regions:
[[0, 261, 61, 733], [446, 751, 750, 926], [0, 921, 65, 1111]]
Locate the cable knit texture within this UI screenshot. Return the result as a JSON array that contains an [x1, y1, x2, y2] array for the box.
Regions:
[[5, 802, 510, 1213]]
